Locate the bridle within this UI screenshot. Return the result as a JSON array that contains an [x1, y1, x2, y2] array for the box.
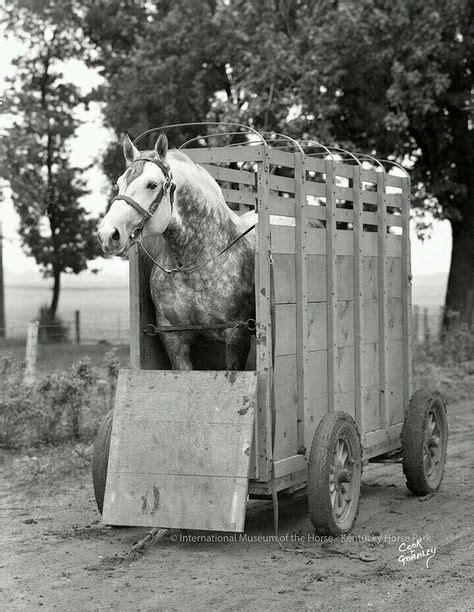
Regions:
[[105, 156, 176, 244], [104, 153, 255, 275]]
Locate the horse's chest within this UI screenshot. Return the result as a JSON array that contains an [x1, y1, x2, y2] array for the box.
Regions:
[[150, 264, 253, 324]]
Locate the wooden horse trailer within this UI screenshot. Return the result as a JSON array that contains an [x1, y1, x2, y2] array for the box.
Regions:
[[93, 128, 448, 536]]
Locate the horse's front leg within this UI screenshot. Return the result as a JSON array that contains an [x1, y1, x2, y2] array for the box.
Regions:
[[224, 327, 251, 371], [156, 315, 193, 370]]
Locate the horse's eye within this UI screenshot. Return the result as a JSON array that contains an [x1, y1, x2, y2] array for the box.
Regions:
[[113, 184, 118, 193], [147, 182, 158, 190]]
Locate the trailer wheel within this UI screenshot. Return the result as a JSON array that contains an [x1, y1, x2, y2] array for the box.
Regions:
[[402, 390, 448, 496], [92, 410, 113, 514], [308, 411, 362, 535]]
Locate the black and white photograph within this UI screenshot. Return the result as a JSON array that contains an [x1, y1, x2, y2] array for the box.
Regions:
[[0, 0, 472, 609]]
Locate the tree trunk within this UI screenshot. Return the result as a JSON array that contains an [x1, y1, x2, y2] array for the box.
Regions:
[[444, 215, 474, 329], [49, 268, 61, 319]]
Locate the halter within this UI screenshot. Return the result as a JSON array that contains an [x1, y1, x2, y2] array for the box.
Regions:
[[105, 156, 176, 243]]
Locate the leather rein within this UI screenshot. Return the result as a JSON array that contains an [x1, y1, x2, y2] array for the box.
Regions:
[[106, 156, 255, 275]]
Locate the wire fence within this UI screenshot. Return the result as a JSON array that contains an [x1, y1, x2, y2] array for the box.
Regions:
[[0, 305, 445, 348], [0, 314, 130, 345]]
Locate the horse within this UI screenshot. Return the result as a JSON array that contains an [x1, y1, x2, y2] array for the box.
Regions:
[[97, 133, 256, 370]]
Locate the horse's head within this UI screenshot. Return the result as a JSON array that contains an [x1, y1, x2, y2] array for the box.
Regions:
[[97, 133, 175, 255]]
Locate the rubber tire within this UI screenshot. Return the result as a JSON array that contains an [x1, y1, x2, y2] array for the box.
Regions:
[[402, 389, 448, 496], [92, 410, 113, 514], [308, 411, 362, 536]]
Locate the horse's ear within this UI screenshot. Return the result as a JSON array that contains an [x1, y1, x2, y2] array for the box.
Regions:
[[154, 132, 168, 160], [123, 133, 139, 166]]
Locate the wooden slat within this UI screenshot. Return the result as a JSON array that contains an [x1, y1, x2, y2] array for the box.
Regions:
[[334, 162, 356, 179], [386, 174, 404, 189], [377, 171, 390, 432], [221, 187, 256, 207], [201, 164, 256, 186], [353, 165, 363, 430], [269, 174, 295, 193], [129, 243, 170, 370], [325, 159, 338, 411], [401, 175, 413, 410], [305, 182, 354, 202], [363, 423, 403, 458], [386, 193, 403, 208], [305, 157, 325, 173], [361, 168, 378, 184], [255, 147, 273, 482], [273, 354, 298, 460], [294, 152, 307, 453], [268, 148, 296, 168], [271, 227, 402, 257], [186, 145, 263, 164], [269, 194, 296, 217], [103, 370, 257, 532], [306, 206, 327, 221]]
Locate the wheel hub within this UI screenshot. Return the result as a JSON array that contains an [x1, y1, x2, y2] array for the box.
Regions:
[[330, 437, 356, 520], [424, 410, 442, 480]]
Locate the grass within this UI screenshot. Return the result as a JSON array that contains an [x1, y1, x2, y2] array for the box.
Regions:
[[0, 340, 130, 373]]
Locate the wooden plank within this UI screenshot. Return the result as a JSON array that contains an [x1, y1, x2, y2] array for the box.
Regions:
[[255, 147, 273, 482], [386, 174, 404, 189], [269, 174, 295, 193], [268, 148, 296, 168], [269, 194, 296, 217], [305, 157, 325, 173], [294, 152, 308, 453], [103, 370, 257, 532], [386, 193, 403, 208], [273, 354, 298, 460], [221, 187, 256, 207], [326, 159, 338, 411], [377, 171, 390, 432], [334, 161, 356, 179], [274, 455, 307, 479], [387, 258, 403, 297], [363, 423, 403, 458], [353, 165, 363, 431], [401, 175, 412, 411], [304, 182, 354, 202], [185, 145, 263, 164], [361, 385, 383, 433], [306, 205, 327, 222], [129, 243, 170, 370], [361, 168, 378, 184], [200, 164, 256, 186], [275, 254, 328, 304]]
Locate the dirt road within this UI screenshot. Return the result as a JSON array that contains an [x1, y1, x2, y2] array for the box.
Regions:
[[1, 398, 472, 610]]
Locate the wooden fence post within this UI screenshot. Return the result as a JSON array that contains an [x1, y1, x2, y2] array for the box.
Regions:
[[423, 307, 430, 346], [24, 321, 39, 386], [75, 310, 81, 344], [413, 305, 420, 347]]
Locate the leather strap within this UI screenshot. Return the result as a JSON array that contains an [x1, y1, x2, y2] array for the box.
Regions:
[[105, 156, 176, 242]]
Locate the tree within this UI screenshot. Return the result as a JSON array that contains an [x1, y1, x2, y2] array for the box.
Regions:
[[0, 1, 101, 318], [85, 0, 473, 326]]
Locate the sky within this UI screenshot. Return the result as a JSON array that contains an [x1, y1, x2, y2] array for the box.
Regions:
[[0, 36, 452, 289]]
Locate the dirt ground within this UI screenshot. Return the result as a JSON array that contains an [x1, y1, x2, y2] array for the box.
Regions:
[[1, 398, 473, 611]]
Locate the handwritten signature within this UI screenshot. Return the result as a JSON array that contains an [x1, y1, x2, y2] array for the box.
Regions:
[[398, 537, 437, 568]]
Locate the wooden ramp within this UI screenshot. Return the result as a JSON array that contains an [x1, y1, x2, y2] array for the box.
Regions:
[[103, 369, 257, 532]]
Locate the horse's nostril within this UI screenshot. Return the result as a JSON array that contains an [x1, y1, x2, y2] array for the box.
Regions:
[[111, 229, 120, 242]]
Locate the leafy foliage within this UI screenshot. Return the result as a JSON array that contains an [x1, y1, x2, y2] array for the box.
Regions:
[[83, 0, 472, 324], [0, 350, 119, 449], [0, 1, 101, 316]]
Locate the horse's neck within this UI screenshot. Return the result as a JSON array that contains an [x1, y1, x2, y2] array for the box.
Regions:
[[162, 179, 239, 267]]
